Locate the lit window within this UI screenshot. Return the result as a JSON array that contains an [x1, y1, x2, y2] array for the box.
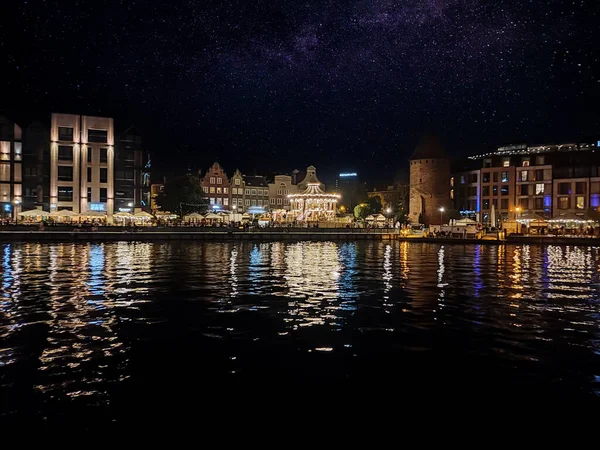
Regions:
[[210, 177, 215, 184], [558, 197, 569, 210], [223, 187, 228, 194], [14, 143, 22, 161], [501, 172, 508, 182], [502, 158, 510, 167], [521, 171, 528, 182], [216, 198, 222, 205], [224, 198, 229, 206], [522, 159, 530, 167], [203, 187, 208, 193], [216, 187, 222, 194], [235, 178, 240, 185], [217, 178, 222, 184], [576, 196, 585, 210], [210, 187, 215, 193], [535, 183, 544, 195], [210, 198, 215, 205]]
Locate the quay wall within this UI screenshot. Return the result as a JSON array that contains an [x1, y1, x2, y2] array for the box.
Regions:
[[0, 230, 599, 246]]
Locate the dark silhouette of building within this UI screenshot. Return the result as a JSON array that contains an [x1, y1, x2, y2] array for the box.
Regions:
[[114, 126, 149, 213], [22, 121, 49, 211]]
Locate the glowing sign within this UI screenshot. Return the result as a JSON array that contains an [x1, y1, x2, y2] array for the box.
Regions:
[[4, 204, 11, 212], [339, 173, 357, 178], [89, 203, 106, 212]]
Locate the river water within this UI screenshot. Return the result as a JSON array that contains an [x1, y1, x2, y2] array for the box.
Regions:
[[1, 241, 600, 424]]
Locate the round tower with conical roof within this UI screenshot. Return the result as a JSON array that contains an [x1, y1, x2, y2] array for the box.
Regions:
[[409, 136, 451, 225]]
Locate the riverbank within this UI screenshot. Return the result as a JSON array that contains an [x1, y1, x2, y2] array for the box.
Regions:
[[1, 229, 599, 245]]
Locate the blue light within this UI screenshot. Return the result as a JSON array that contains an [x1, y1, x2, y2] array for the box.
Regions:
[[89, 203, 106, 212], [3, 204, 11, 212], [544, 195, 552, 208], [339, 173, 358, 178]]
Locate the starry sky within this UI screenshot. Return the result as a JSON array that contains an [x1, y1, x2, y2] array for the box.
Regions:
[[2, 0, 598, 182]]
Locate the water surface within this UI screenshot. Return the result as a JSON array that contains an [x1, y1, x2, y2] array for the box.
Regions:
[[1, 241, 600, 424]]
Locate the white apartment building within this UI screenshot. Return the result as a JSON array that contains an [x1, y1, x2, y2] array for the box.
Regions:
[[50, 113, 114, 219]]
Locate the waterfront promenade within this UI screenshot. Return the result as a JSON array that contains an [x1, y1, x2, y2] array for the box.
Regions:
[[1, 226, 599, 245]]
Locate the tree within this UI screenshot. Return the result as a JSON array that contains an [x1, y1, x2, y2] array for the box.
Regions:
[[156, 175, 207, 216], [366, 196, 382, 215], [354, 204, 369, 219]]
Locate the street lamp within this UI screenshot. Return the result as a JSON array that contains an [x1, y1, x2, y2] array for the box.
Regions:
[[515, 206, 521, 220], [386, 207, 391, 214], [439, 207, 445, 226]]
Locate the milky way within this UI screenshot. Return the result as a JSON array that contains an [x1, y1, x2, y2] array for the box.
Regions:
[[3, 0, 598, 179]]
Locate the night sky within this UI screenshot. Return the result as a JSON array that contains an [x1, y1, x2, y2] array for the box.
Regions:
[[2, 0, 598, 182]]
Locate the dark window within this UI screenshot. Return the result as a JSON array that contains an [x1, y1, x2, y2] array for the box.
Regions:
[[558, 183, 570, 195], [100, 148, 108, 163], [468, 186, 477, 196], [87, 148, 92, 163], [124, 169, 134, 180], [482, 186, 490, 196], [534, 198, 543, 209], [536, 170, 544, 181], [88, 129, 108, 143], [58, 145, 73, 161], [100, 168, 108, 183], [492, 186, 498, 196], [87, 167, 92, 183], [58, 127, 74, 141], [58, 186, 73, 202], [520, 184, 529, 196], [493, 172, 498, 182], [520, 198, 528, 209], [124, 150, 134, 162], [87, 187, 92, 203], [57, 165, 73, 182], [469, 173, 478, 183], [501, 199, 508, 209], [99, 188, 108, 202], [483, 199, 490, 209], [482, 172, 490, 183], [501, 186, 509, 196], [576, 182, 586, 195]]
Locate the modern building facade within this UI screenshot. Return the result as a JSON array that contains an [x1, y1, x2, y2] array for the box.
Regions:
[[22, 121, 49, 211], [50, 113, 115, 219], [452, 142, 600, 224], [0, 116, 23, 219], [409, 136, 451, 225], [114, 126, 149, 213], [335, 172, 361, 212]]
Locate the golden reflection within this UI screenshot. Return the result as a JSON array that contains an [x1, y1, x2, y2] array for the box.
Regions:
[[283, 242, 354, 328]]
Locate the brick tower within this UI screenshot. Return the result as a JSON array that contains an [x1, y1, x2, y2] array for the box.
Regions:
[[409, 136, 450, 225]]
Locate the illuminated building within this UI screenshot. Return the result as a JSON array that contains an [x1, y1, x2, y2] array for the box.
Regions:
[[200, 162, 230, 210], [453, 141, 600, 224], [150, 183, 164, 213], [0, 116, 23, 219], [268, 174, 298, 212], [50, 113, 115, 219], [242, 175, 270, 211], [288, 166, 340, 221], [409, 136, 451, 225]]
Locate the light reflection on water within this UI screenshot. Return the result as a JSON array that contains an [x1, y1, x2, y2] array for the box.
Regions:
[[1, 241, 600, 419]]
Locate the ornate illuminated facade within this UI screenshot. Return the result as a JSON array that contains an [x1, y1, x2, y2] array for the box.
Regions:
[[288, 166, 340, 221]]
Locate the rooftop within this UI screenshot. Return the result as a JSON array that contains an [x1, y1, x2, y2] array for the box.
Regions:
[[410, 135, 447, 160]]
